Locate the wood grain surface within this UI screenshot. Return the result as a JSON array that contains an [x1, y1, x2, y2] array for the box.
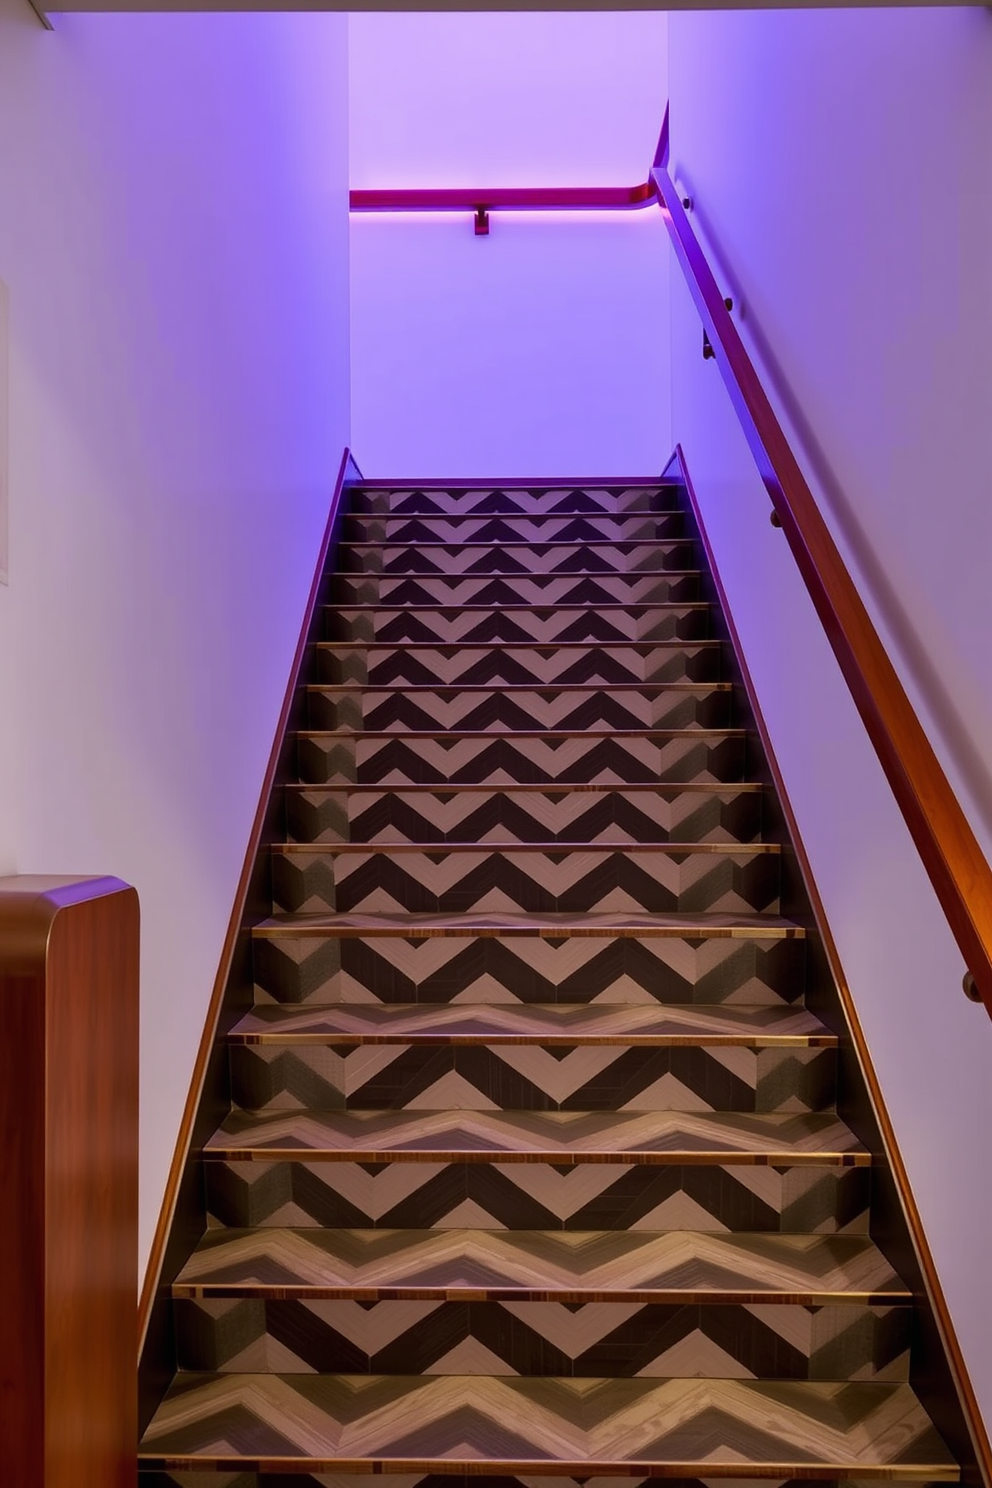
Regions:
[[0, 874, 139, 1488]]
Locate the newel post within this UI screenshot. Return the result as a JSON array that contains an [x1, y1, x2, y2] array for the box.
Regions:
[[0, 875, 140, 1486]]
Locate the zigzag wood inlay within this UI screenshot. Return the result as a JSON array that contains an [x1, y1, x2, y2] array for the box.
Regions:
[[139, 480, 957, 1484], [296, 730, 753, 787], [325, 604, 714, 644], [283, 782, 767, 847]]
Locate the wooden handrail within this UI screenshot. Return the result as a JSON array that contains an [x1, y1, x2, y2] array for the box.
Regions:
[[0, 874, 140, 1488], [350, 182, 656, 213], [353, 117, 992, 1014], [652, 106, 992, 1018]]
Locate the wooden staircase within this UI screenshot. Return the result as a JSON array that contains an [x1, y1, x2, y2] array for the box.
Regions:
[[138, 477, 965, 1486]]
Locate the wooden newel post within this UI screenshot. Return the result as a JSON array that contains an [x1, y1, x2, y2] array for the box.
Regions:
[[0, 875, 140, 1487]]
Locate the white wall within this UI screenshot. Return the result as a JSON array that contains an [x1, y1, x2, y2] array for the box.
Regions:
[[0, 0, 350, 1271], [668, 8, 992, 1422], [349, 13, 671, 479]]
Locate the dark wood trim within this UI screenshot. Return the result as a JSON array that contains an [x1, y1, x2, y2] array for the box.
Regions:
[[0, 874, 140, 1488], [654, 109, 992, 1018], [672, 445, 992, 1488], [351, 182, 656, 213], [137, 449, 362, 1425]]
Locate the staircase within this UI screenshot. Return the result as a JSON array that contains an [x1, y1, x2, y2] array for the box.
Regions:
[[139, 477, 961, 1486]]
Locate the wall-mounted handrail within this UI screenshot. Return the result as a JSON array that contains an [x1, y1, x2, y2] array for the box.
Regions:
[[348, 115, 992, 1017], [350, 181, 656, 215], [652, 105, 992, 1018]]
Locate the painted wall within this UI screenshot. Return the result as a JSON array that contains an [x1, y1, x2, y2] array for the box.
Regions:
[[0, 0, 350, 1270], [668, 8, 992, 1419], [349, 13, 671, 479]]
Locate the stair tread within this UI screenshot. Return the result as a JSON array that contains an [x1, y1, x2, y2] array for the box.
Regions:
[[253, 909, 806, 938], [338, 540, 696, 548], [318, 641, 720, 651], [138, 1374, 954, 1474], [275, 841, 781, 854], [329, 602, 710, 612], [309, 682, 733, 692], [204, 1108, 867, 1164], [228, 1002, 832, 1046], [287, 781, 765, 793], [348, 512, 679, 522], [339, 569, 707, 578], [172, 1226, 906, 1300], [353, 480, 678, 487], [297, 727, 750, 738]]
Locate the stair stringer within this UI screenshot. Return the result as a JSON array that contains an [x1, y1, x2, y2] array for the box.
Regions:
[[670, 442, 992, 1488], [137, 450, 363, 1433]]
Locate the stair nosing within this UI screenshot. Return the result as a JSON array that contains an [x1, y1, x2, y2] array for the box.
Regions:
[[274, 839, 781, 852], [170, 1282, 903, 1304], [205, 1147, 870, 1167], [346, 512, 686, 522], [334, 569, 708, 578], [326, 601, 713, 612], [352, 478, 680, 488], [251, 910, 808, 939], [285, 781, 766, 792], [229, 1031, 833, 1048], [338, 539, 697, 549], [306, 682, 735, 693], [295, 728, 751, 738], [316, 640, 723, 651]]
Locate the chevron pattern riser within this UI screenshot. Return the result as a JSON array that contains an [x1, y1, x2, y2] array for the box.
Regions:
[[269, 850, 782, 917], [251, 937, 807, 1009], [336, 544, 696, 577], [307, 689, 734, 735], [296, 734, 752, 788], [173, 1226, 905, 1300], [205, 1161, 871, 1234], [172, 1226, 906, 1300], [140, 1371, 955, 1473], [227, 1045, 835, 1116], [350, 486, 683, 516], [173, 1297, 909, 1382], [284, 788, 765, 847], [344, 516, 688, 544], [329, 575, 705, 607], [324, 607, 715, 645], [314, 647, 725, 689]]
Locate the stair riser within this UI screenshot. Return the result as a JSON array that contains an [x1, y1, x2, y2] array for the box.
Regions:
[[284, 788, 765, 847], [251, 936, 807, 1009], [350, 486, 682, 516], [227, 1043, 836, 1116], [324, 606, 714, 645], [313, 648, 725, 688], [269, 850, 782, 917], [307, 690, 734, 734], [329, 573, 705, 605], [336, 544, 697, 577], [173, 1297, 909, 1382], [296, 733, 752, 788], [344, 515, 688, 543], [204, 1159, 872, 1234]]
